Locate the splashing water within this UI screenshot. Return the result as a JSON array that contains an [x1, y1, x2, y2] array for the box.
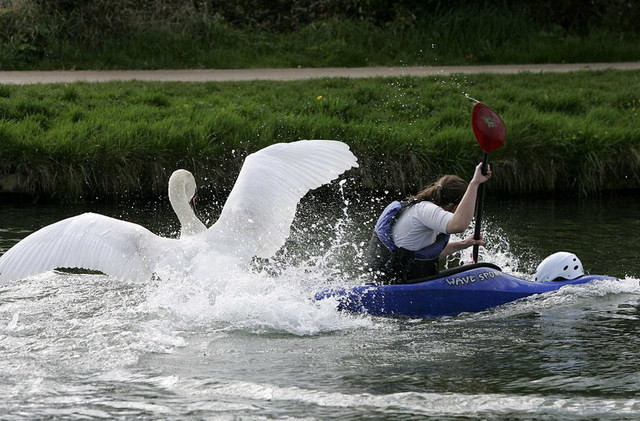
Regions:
[[142, 259, 372, 337], [136, 184, 375, 337], [443, 219, 531, 278], [464, 92, 480, 103]]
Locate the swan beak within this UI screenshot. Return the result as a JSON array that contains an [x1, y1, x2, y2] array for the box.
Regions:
[[190, 196, 198, 212]]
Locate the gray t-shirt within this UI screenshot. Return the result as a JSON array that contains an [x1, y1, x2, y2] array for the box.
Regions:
[[392, 201, 453, 251]]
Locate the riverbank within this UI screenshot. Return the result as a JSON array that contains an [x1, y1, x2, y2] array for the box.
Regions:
[[1, 68, 639, 202]]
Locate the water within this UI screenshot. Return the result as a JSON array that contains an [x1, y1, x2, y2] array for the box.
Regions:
[[1, 192, 639, 420]]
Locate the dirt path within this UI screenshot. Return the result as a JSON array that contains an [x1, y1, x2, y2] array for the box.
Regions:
[[1, 62, 639, 84]]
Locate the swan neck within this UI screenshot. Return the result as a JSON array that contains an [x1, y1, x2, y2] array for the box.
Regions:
[[169, 176, 201, 236]]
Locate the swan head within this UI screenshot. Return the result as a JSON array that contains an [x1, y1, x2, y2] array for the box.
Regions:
[[169, 169, 197, 201], [168, 169, 206, 237]]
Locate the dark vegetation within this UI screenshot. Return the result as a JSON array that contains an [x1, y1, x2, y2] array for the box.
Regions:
[[0, 0, 639, 70]]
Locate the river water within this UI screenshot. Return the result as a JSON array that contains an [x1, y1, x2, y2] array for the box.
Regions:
[[0, 190, 639, 420]]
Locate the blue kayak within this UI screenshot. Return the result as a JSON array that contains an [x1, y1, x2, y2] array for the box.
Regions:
[[315, 263, 617, 318]]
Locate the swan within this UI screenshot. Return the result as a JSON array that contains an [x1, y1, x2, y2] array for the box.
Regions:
[[0, 140, 358, 284], [168, 169, 206, 237]]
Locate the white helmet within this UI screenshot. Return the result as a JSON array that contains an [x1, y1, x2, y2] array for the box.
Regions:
[[535, 252, 584, 282]]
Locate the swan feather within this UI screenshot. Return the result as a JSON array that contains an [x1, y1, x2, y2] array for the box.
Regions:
[[207, 140, 358, 258], [0, 213, 174, 283]]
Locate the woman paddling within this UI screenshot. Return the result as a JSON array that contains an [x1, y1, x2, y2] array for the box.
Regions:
[[366, 162, 492, 284]]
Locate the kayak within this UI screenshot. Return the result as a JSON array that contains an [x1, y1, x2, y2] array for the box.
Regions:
[[314, 263, 617, 318]]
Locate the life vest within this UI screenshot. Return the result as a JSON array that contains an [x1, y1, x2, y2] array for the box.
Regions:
[[366, 200, 451, 284], [374, 200, 450, 260]]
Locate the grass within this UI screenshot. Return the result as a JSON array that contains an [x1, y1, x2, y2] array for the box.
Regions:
[[0, 70, 639, 202], [9, 22, 640, 70], [1, 5, 640, 70]]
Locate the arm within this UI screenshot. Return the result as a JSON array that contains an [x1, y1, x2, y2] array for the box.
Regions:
[[446, 162, 492, 234], [440, 234, 484, 256]]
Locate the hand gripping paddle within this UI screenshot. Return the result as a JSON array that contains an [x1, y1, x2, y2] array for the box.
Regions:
[[471, 102, 506, 263]]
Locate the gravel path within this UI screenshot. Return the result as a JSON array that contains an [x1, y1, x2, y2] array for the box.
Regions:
[[1, 62, 639, 85]]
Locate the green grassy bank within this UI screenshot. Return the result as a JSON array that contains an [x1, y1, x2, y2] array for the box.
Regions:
[[1, 69, 639, 202]]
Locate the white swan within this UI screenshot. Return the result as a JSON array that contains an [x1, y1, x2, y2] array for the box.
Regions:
[[168, 169, 206, 237], [0, 140, 358, 284]]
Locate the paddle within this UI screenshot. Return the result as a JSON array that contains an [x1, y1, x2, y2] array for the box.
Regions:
[[471, 102, 506, 263]]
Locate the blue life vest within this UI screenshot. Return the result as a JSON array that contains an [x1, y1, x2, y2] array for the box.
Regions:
[[374, 200, 450, 261]]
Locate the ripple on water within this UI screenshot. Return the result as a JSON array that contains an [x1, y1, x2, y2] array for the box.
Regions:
[[0, 264, 638, 419]]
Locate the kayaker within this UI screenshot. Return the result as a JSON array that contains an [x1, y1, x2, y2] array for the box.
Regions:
[[366, 162, 492, 284]]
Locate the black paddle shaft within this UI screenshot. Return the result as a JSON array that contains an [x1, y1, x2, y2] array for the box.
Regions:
[[472, 152, 489, 263]]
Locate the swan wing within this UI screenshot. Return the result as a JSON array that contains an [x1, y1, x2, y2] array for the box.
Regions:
[[207, 140, 358, 258], [0, 212, 167, 284]]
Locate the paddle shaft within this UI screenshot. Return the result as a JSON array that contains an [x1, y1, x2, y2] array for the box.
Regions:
[[472, 152, 489, 263]]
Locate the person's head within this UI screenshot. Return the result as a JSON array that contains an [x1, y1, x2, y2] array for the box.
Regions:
[[411, 175, 467, 211]]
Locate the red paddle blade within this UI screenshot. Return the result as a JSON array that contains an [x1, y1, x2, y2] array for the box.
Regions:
[[472, 102, 506, 153]]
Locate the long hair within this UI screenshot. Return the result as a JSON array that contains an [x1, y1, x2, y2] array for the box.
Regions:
[[410, 175, 467, 207]]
